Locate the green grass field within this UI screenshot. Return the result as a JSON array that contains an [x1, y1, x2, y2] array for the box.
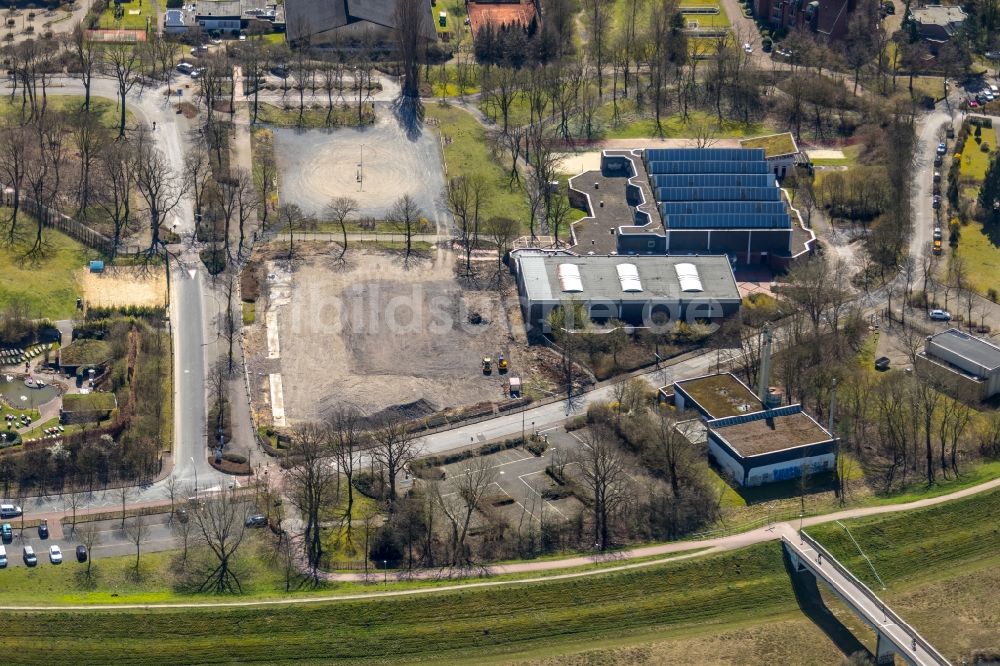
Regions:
[[97, 0, 157, 30], [0, 225, 90, 320], [424, 102, 531, 229], [0, 488, 996, 663]]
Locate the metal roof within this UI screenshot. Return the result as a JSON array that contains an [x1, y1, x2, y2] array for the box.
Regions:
[[927, 328, 1000, 373], [660, 201, 789, 216], [516, 254, 740, 304]]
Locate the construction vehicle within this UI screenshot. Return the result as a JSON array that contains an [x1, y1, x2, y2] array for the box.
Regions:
[[497, 353, 508, 374], [482, 357, 492, 374]]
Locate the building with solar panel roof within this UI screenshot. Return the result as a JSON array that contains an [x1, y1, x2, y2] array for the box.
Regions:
[[567, 147, 815, 269]]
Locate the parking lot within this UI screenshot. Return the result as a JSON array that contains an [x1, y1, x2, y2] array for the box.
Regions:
[[436, 427, 587, 526], [0, 513, 180, 569]]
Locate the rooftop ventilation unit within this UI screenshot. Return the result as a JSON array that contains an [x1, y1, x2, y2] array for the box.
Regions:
[[557, 263, 583, 293], [675, 263, 704, 292], [616, 263, 643, 292]]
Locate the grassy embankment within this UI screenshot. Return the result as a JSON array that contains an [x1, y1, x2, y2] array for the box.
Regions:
[[0, 488, 995, 663], [0, 224, 90, 320], [954, 123, 1000, 295]]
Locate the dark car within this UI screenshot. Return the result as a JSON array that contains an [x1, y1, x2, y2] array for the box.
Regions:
[[23, 545, 37, 567], [875, 356, 891, 371], [38, 519, 48, 539], [245, 514, 268, 528], [76, 545, 88, 563], [175, 507, 189, 523], [0, 523, 11, 543], [936, 142, 947, 155], [934, 154, 943, 167], [932, 196, 941, 209]]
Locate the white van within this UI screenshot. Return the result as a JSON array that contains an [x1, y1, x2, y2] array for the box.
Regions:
[[0, 545, 7, 568], [0, 504, 21, 519], [990, 83, 999, 95]]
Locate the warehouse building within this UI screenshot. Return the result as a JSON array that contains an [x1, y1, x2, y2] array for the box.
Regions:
[[916, 328, 1000, 402], [665, 372, 836, 487], [513, 252, 741, 332]]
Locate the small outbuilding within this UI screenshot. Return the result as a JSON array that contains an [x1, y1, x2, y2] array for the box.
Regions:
[[916, 328, 1000, 402]]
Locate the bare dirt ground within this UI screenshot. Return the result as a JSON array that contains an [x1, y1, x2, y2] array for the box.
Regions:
[[77, 266, 167, 308], [259, 247, 531, 423], [271, 113, 448, 224]]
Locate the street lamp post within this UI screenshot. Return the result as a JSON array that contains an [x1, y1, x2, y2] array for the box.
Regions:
[[191, 456, 198, 498], [383, 560, 387, 586]]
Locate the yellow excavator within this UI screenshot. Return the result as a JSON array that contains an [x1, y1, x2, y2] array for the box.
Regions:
[[498, 353, 508, 374], [482, 357, 492, 375]]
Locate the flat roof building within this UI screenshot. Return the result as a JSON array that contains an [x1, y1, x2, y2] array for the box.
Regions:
[[514, 252, 741, 332], [284, 0, 436, 45], [666, 372, 836, 487], [909, 5, 967, 45], [916, 328, 1000, 402]]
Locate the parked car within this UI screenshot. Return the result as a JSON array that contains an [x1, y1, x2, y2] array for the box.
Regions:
[[934, 154, 944, 166], [969, 99, 980, 108], [245, 514, 268, 528], [933, 227, 942, 241], [76, 545, 88, 563], [38, 519, 48, 539], [23, 545, 36, 567], [929, 309, 952, 321], [932, 195, 941, 209], [933, 171, 941, 182], [991, 83, 999, 95], [48, 545, 62, 564], [945, 123, 955, 138], [0, 504, 21, 519], [1, 523, 11, 543], [875, 356, 891, 371], [936, 142, 947, 155], [0, 545, 6, 568], [175, 507, 189, 523], [176, 62, 195, 75], [743, 42, 753, 54]]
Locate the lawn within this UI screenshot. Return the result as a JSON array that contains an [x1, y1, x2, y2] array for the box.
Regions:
[[97, 0, 157, 30], [597, 100, 768, 140], [424, 102, 532, 229], [2, 487, 999, 663], [958, 130, 995, 183], [954, 220, 1000, 295], [679, 0, 730, 29], [0, 226, 90, 320], [256, 102, 376, 129]]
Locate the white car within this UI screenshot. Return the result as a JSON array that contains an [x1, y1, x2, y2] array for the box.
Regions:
[[743, 42, 753, 54], [928, 309, 951, 321], [48, 545, 62, 564]]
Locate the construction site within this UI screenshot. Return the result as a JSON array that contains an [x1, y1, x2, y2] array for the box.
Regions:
[[242, 246, 565, 427]]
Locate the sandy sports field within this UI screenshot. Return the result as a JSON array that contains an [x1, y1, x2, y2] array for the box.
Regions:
[[77, 266, 167, 308]]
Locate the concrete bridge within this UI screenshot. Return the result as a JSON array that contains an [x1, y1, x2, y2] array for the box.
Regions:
[[782, 529, 951, 666]]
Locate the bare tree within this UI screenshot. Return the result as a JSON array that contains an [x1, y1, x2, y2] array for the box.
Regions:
[[118, 484, 132, 529], [387, 194, 424, 262], [371, 417, 421, 506], [184, 144, 212, 236], [165, 475, 180, 521], [394, 0, 427, 97], [125, 515, 147, 573], [77, 523, 100, 577], [286, 423, 337, 582], [102, 42, 143, 137], [134, 132, 187, 257], [327, 406, 362, 534], [173, 508, 195, 568], [577, 427, 629, 551], [485, 216, 517, 276], [435, 455, 496, 566], [191, 488, 251, 594], [95, 137, 137, 257], [71, 24, 98, 111], [326, 196, 358, 261], [444, 175, 485, 276]]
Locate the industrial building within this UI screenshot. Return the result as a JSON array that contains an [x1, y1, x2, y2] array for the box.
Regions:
[[567, 148, 815, 269], [513, 252, 741, 331], [916, 328, 1000, 402], [666, 369, 837, 487], [284, 0, 436, 45]]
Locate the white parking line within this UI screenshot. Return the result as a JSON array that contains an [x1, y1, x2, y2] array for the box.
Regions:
[[518, 471, 568, 520]]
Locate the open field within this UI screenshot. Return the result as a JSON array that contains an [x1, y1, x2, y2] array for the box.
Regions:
[[271, 113, 446, 224], [0, 227, 90, 320], [256, 249, 523, 423], [97, 0, 157, 30], [77, 266, 167, 309]]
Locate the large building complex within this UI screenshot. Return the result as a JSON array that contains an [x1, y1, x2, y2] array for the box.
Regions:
[[513, 252, 741, 331], [916, 328, 1000, 402], [752, 0, 856, 40], [567, 148, 814, 269]]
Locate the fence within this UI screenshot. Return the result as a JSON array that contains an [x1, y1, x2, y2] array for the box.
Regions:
[[20, 196, 143, 257], [797, 530, 951, 665]]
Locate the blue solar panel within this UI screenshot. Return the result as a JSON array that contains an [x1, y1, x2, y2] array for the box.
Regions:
[[651, 174, 777, 189], [645, 148, 766, 163], [660, 201, 788, 216], [656, 187, 782, 202], [646, 160, 770, 175], [663, 213, 791, 229]]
